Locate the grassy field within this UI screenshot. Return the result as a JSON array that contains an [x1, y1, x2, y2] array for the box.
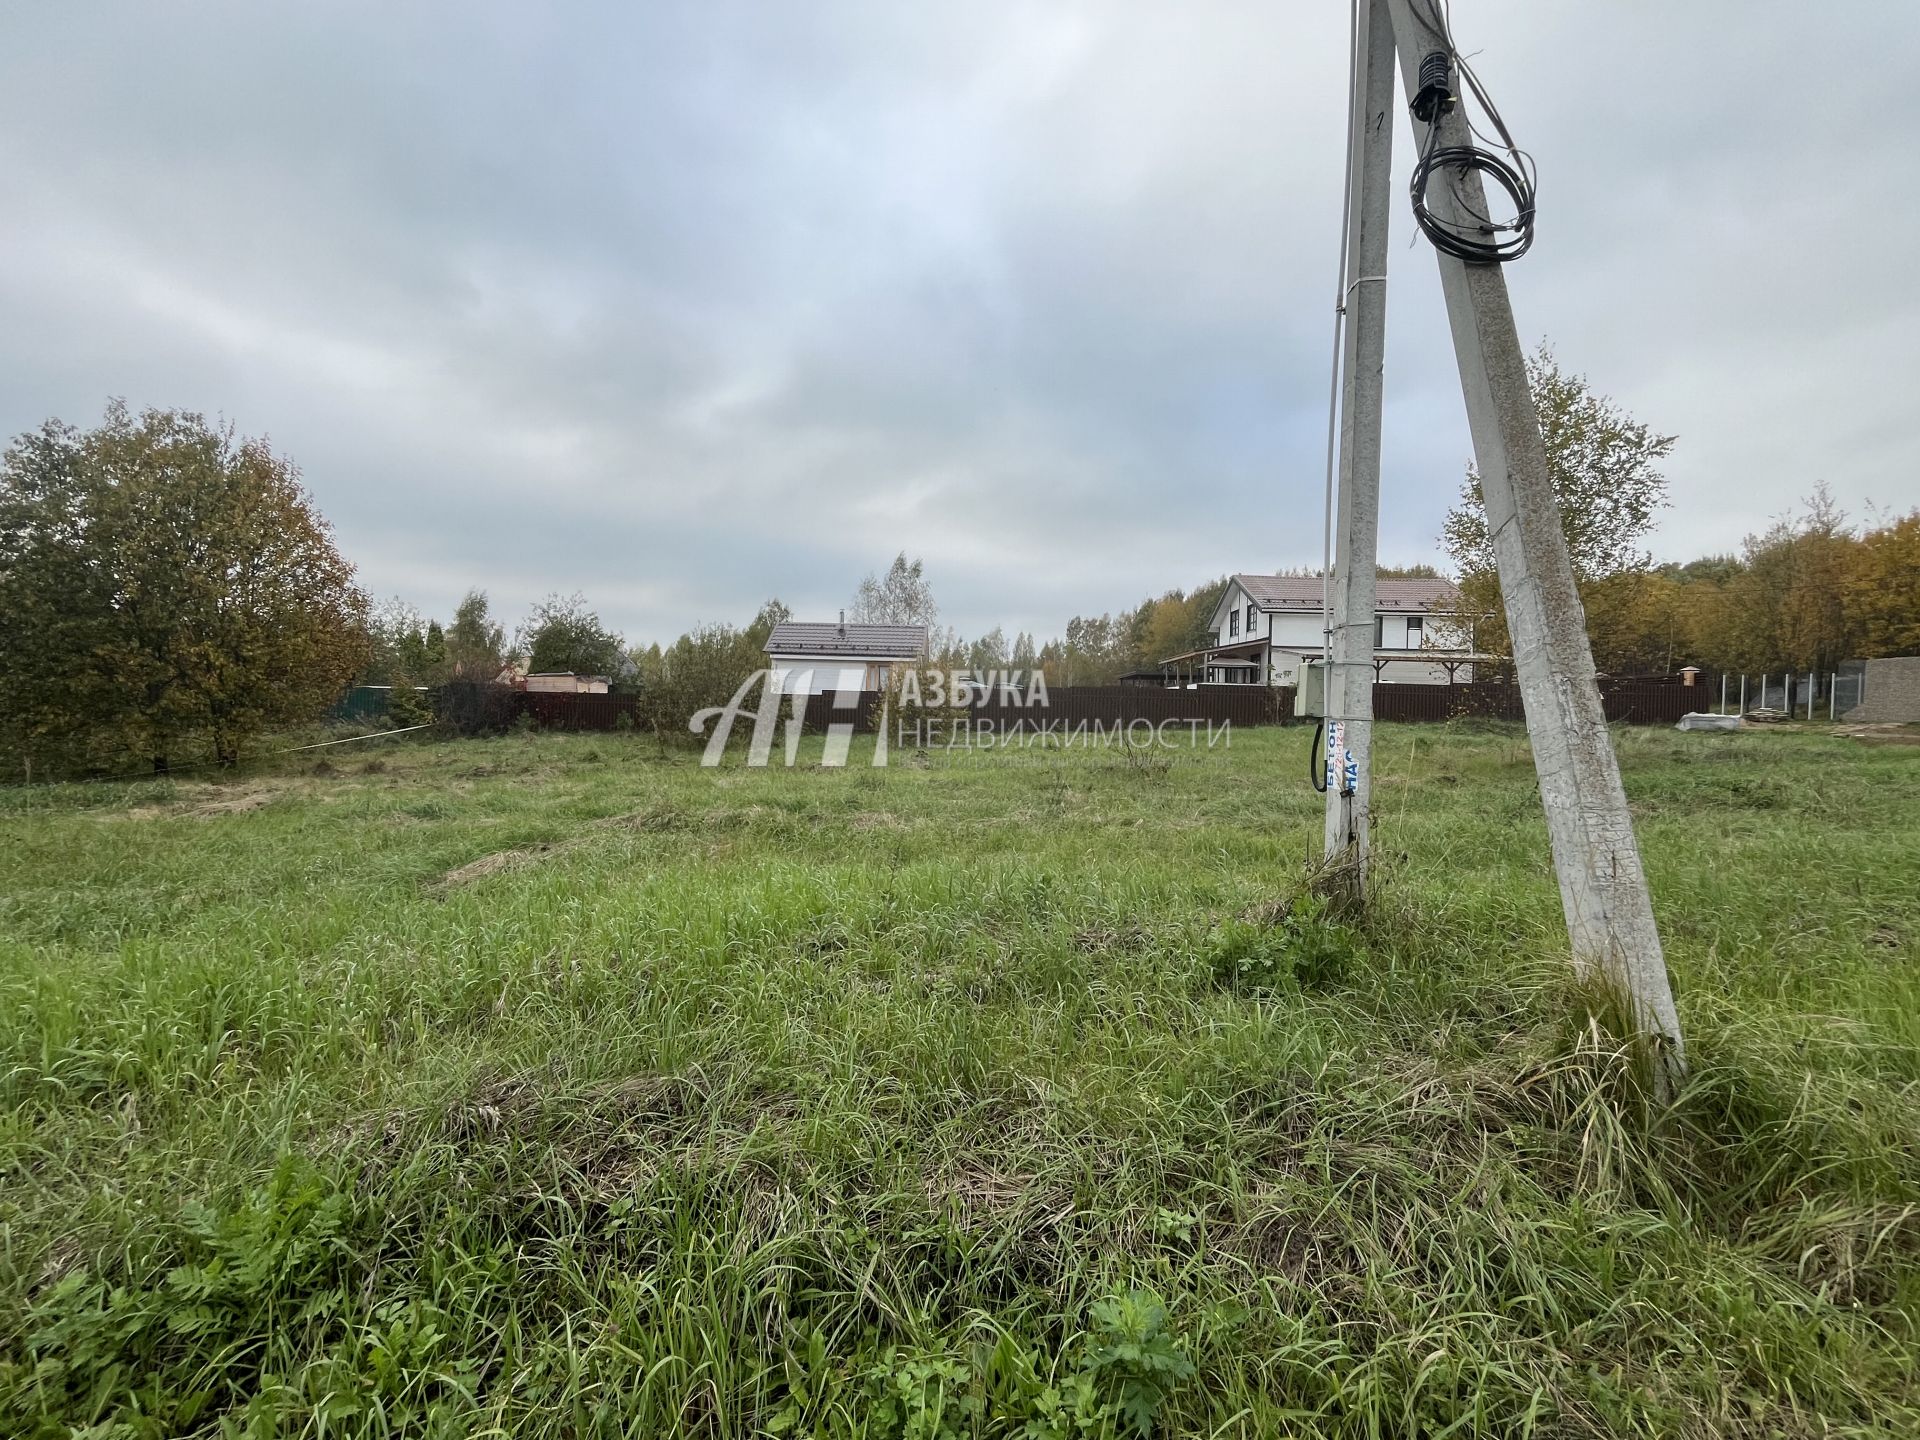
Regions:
[[2, 721, 1918, 1438]]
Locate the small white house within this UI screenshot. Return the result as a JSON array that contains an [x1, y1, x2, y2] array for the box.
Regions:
[[764, 619, 928, 695], [1159, 574, 1477, 686]]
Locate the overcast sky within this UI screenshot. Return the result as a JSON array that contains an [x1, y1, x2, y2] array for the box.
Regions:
[[4, 2, 1916, 645]]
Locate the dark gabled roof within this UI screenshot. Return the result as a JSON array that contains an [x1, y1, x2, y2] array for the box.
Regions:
[[1233, 574, 1458, 614], [764, 621, 928, 659]]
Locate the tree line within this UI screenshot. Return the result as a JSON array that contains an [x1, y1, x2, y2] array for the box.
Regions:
[[1442, 347, 1920, 679], [5, 371, 1916, 778]]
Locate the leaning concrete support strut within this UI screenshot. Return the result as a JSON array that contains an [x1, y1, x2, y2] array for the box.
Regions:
[[1381, 0, 1686, 1081]]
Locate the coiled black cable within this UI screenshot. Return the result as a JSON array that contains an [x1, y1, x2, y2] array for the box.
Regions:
[[1407, 1, 1537, 265], [1410, 125, 1535, 263]]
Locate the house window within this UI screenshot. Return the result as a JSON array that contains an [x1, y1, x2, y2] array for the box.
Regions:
[[1228, 610, 1239, 637], [1373, 615, 1384, 649], [1405, 615, 1423, 649], [1246, 602, 1257, 635]]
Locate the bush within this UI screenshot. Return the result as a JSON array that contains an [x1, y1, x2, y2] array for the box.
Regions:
[[827, 1288, 1192, 1440], [385, 675, 433, 728], [1206, 895, 1358, 993], [433, 679, 518, 736]]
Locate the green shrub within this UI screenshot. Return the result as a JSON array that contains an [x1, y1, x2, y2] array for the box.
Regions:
[[1205, 895, 1358, 993], [385, 674, 433, 728], [431, 678, 518, 735], [860, 1349, 979, 1440], [11, 1159, 363, 1436], [1079, 1289, 1195, 1438]]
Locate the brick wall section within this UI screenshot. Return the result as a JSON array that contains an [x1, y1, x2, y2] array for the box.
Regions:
[[1842, 657, 1920, 723]]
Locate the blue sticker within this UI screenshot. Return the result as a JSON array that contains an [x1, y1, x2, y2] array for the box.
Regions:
[[1326, 720, 1357, 795]]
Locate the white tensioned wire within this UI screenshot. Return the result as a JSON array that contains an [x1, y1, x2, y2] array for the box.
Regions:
[[1320, 0, 1363, 664]]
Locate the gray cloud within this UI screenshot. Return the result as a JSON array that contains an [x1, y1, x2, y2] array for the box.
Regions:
[[3, 1, 1916, 644]]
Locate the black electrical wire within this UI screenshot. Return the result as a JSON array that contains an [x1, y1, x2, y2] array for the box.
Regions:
[[1410, 126, 1535, 263], [1407, 0, 1537, 265], [1310, 717, 1328, 793]]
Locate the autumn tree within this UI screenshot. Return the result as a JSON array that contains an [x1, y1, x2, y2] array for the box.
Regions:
[[638, 598, 792, 735], [1714, 486, 1862, 675], [1844, 510, 1920, 658], [925, 625, 967, 668], [1046, 614, 1121, 685], [1134, 600, 1198, 673], [0, 403, 368, 774], [1134, 579, 1230, 670], [640, 624, 752, 729], [445, 590, 507, 678], [517, 593, 629, 684], [1031, 577, 1231, 685], [745, 597, 793, 650], [851, 553, 938, 628], [365, 598, 435, 685], [1441, 345, 1675, 670], [967, 627, 1009, 673], [1580, 570, 1693, 676]]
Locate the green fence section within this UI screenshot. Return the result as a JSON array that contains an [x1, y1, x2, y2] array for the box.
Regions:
[[327, 686, 394, 723]]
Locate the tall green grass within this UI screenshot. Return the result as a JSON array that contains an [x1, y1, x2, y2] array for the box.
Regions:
[[1, 723, 1916, 1436]]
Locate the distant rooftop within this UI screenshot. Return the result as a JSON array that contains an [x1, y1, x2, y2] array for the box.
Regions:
[[764, 621, 928, 659], [1235, 574, 1458, 613]]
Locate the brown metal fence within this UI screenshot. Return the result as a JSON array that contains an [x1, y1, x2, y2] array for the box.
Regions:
[[1599, 681, 1710, 723], [516, 692, 646, 730], [1370, 680, 1705, 725], [512, 689, 886, 735], [962, 684, 1293, 731], [507, 685, 1292, 736], [508, 677, 1708, 734]]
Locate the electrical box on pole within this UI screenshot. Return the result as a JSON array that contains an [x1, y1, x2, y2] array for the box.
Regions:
[[1321, 0, 1686, 1085], [1294, 659, 1326, 720]]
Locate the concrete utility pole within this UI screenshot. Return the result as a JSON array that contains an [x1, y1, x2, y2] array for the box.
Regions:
[[1322, 0, 1396, 878], [1323, 0, 1686, 1082]]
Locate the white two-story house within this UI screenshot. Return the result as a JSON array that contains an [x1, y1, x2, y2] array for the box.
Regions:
[[1157, 574, 1475, 686]]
